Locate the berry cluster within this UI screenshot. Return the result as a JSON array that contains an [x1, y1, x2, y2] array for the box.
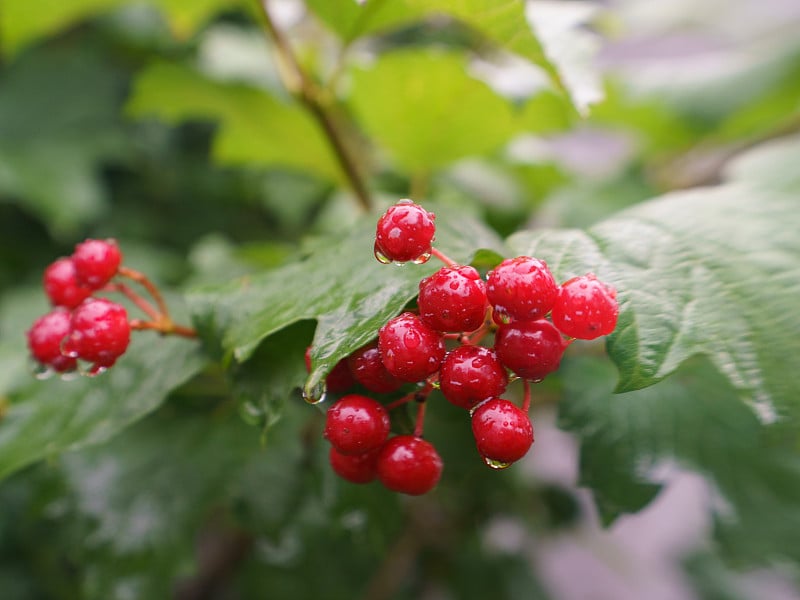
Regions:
[[309, 200, 619, 495], [27, 239, 195, 377]]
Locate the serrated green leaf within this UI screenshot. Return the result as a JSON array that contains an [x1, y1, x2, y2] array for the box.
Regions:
[[305, 0, 425, 42], [187, 203, 506, 390], [126, 61, 343, 182], [509, 178, 800, 422], [0, 335, 206, 481], [349, 50, 517, 171], [560, 355, 800, 564], [0, 0, 241, 56]]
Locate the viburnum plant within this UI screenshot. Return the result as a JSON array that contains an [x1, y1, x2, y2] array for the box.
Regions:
[[312, 200, 618, 494], [27, 239, 196, 377]]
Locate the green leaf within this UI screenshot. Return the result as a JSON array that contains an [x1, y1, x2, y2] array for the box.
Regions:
[[509, 171, 800, 421], [188, 203, 506, 391], [0, 335, 206, 481], [0, 44, 128, 236], [0, 0, 241, 56], [560, 355, 800, 563], [305, 0, 425, 42], [126, 61, 343, 183], [348, 50, 517, 172]]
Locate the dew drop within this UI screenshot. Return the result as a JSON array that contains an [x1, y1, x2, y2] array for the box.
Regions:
[[61, 337, 79, 359], [59, 370, 80, 382], [85, 363, 107, 377], [483, 456, 511, 470], [373, 242, 393, 265], [412, 252, 431, 265], [303, 381, 327, 405], [403, 330, 421, 349], [239, 400, 264, 426], [32, 361, 55, 380]]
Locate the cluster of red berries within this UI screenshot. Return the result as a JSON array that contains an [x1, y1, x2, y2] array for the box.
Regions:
[[26, 239, 194, 378], [311, 200, 619, 495]]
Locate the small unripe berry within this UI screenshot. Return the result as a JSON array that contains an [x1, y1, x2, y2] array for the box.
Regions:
[[72, 238, 122, 290], [486, 256, 558, 322], [551, 273, 619, 340], [374, 200, 436, 264], [418, 265, 488, 333], [323, 394, 390, 456], [378, 312, 446, 382], [376, 435, 443, 495]]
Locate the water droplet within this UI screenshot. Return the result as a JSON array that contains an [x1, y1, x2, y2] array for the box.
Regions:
[[412, 252, 431, 265], [32, 361, 55, 380], [84, 363, 107, 377], [397, 199, 414, 206], [483, 456, 511, 470], [303, 381, 327, 405], [59, 370, 80, 382], [61, 336, 79, 358], [403, 330, 421, 348], [530, 377, 543, 384], [373, 242, 393, 265]]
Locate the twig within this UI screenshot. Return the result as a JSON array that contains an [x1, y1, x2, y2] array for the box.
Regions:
[[254, 0, 372, 212]]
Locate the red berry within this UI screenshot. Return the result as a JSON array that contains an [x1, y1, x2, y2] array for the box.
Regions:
[[418, 265, 488, 333], [439, 345, 508, 410], [376, 435, 443, 495], [323, 394, 390, 456], [551, 273, 619, 340], [329, 446, 381, 484], [304, 347, 355, 394], [72, 238, 122, 290], [472, 398, 533, 466], [347, 341, 403, 394], [62, 298, 130, 373], [494, 319, 566, 381], [374, 200, 436, 264], [43, 258, 92, 309], [486, 256, 558, 322], [26, 308, 77, 373], [378, 312, 446, 382]]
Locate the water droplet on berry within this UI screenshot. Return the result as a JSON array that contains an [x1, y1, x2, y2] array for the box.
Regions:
[[373, 243, 393, 265], [411, 252, 431, 265], [482, 456, 511, 470], [85, 363, 107, 377], [530, 377, 544, 384], [32, 361, 55, 380], [59, 370, 79, 382], [403, 330, 421, 349], [303, 381, 327, 405]]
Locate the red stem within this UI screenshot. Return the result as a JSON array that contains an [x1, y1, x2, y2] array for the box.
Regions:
[[413, 400, 427, 438], [118, 266, 171, 319], [522, 379, 532, 413], [104, 282, 160, 321], [130, 319, 197, 338], [430, 247, 458, 268]]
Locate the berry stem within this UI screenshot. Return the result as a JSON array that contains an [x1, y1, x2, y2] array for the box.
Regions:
[[253, 0, 372, 212], [413, 398, 427, 438], [117, 266, 171, 319], [522, 378, 532, 413], [104, 282, 161, 321], [386, 393, 416, 411], [130, 319, 197, 338], [430, 247, 458, 268]]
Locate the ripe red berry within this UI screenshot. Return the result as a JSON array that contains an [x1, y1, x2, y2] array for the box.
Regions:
[[439, 345, 508, 410], [323, 394, 391, 455], [347, 341, 403, 394], [72, 238, 122, 290], [494, 319, 566, 381], [62, 298, 130, 373], [551, 273, 619, 340], [472, 398, 534, 467], [304, 347, 355, 394], [374, 200, 436, 264], [26, 308, 77, 373], [418, 265, 488, 333], [486, 256, 558, 322], [378, 312, 446, 382], [43, 258, 92, 309], [329, 446, 381, 484], [376, 435, 443, 495]]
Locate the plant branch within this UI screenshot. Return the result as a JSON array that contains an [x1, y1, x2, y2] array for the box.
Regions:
[[254, 0, 372, 212]]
